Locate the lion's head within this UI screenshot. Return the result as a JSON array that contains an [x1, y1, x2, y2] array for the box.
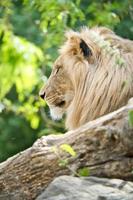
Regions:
[[40, 27, 133, 130]]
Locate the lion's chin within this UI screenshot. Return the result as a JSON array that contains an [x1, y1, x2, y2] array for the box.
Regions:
[[50, 107, 64, 120]]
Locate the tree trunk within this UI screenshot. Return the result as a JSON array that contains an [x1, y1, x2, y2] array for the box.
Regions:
[[0, 99, 133, 200]]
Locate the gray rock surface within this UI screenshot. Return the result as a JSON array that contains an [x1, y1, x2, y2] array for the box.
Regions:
[[36, 176, 133, 200]]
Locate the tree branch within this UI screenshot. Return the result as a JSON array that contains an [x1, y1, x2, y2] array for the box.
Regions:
[[0, 99, 133, 200]]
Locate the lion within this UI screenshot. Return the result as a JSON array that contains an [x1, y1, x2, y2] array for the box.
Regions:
[[39, 27, 133, 130]]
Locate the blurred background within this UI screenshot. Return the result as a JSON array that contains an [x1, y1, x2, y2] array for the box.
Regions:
[[0, 0, 132, 162]]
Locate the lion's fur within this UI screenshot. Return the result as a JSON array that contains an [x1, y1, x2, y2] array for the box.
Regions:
[[40, 27, 133, 130]]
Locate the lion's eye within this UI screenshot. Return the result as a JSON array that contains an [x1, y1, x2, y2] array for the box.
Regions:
[[55, 67, 61, 75]]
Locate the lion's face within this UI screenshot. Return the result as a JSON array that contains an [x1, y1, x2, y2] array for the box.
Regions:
[[39, 55, 74, 120], [39, 30, 96, 121]]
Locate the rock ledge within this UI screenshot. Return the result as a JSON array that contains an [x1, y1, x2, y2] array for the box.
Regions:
[[36, 175, 133, 200]]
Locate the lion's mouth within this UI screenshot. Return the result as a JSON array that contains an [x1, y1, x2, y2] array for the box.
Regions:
[[55, 100, 66, 107]]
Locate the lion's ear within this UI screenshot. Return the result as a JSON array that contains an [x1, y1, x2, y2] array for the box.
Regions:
[[64, 31, 92, 57], [80, 39, 92, 57], [65, 30, 80, 45]]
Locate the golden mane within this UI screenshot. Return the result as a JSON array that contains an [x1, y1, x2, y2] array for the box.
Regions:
[[40, 27, 133, 130], [61, 27, 133, 129]]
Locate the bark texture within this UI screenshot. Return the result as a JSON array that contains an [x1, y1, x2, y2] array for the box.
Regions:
[[0, 99, 133, 200]]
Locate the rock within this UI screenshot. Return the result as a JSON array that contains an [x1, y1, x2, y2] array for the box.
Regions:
[[36, 176, 133, 200]]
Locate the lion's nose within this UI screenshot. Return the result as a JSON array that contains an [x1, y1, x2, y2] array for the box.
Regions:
[[39, 91, 45, 100]]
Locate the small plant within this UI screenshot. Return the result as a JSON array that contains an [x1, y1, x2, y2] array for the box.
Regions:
[[52, 144, 90, 177], [78, 167, 90, 177], [52, 144, 76, 168], [60, 144, 77, 157], [128, 110, 133, 127]]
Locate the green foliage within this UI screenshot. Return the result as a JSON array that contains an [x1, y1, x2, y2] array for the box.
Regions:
[[128, 110, 133, 127], [0, 27, 43, 99], [78, 167, 90, 177], [0, 111, 37, 161], [52, 144, 77, 175], [52, 144, 89, 176], [60, 144, 77, 157], [58, 159, 69, 167], [0, 0, 132, 162]]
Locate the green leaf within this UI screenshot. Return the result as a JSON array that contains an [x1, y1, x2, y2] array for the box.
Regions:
[[58, 159, 68, 167], [30, 114, 40, 129], [60, 144, 76, 157], [128, 110, 133, 127], [0, 102, 5, 113], [78, 167, 90, 177]]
